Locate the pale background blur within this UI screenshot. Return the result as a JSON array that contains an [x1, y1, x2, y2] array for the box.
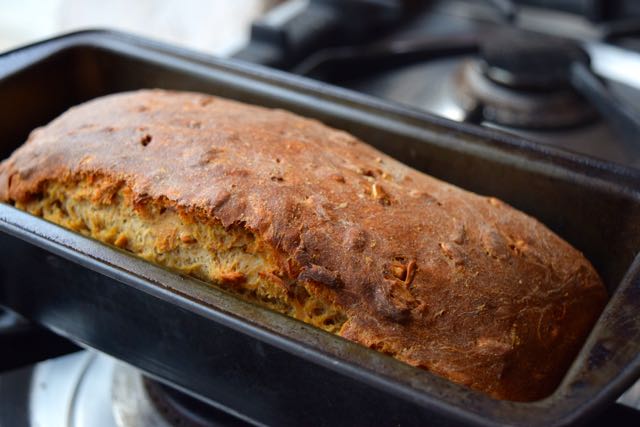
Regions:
[[0, 0, 279, 55]]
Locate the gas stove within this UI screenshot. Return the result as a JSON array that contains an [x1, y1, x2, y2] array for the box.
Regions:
[[3, 1, 640, 426], [235, 0, 640, 168]]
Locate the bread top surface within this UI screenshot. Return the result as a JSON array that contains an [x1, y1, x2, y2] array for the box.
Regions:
[[0, 89, 607, 400]]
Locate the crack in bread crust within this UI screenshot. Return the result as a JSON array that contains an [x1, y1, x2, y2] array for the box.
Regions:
[[19, 177, 346, 333]]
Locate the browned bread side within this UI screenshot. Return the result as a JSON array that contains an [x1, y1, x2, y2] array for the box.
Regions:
[[0, 89, 607, 401]]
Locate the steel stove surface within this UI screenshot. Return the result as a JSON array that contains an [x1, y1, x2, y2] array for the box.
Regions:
[[0, 351, 251, 427], [238, 0, 640, 168]]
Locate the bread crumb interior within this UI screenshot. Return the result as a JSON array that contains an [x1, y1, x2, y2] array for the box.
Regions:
[[19, 178, 346, 333]]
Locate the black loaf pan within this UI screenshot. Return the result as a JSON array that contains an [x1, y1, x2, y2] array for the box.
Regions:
[[1, 30, 639, 427]]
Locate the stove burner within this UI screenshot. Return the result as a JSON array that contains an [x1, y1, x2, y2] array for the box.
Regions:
[[454, 59, 596, 129], [112, 362, 249, 427], [143, 379, 245, 427], [480, 29, 589, 91], [453, 30, 597, 129]]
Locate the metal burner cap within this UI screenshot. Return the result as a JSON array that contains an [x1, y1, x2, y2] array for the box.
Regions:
[[455, 60, 596, 129], [481, 29, 589, 90]]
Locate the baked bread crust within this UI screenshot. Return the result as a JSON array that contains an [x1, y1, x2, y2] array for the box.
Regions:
[[0, 90, 607, 401]]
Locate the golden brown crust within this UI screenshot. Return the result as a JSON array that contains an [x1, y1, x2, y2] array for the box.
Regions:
[[0, 89, 607, 401]]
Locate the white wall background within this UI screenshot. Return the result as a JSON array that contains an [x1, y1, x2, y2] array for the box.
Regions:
[[0, 0, 279, 55]]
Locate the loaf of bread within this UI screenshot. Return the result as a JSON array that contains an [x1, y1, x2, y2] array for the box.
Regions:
[[0, 90, 607, 401]]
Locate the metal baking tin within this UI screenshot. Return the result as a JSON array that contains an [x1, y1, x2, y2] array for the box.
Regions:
[[0, 30, 639, 427]]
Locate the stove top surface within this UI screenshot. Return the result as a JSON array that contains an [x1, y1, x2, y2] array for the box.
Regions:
[[236, 0, 640, 168], [0, 351, 251, 427]]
